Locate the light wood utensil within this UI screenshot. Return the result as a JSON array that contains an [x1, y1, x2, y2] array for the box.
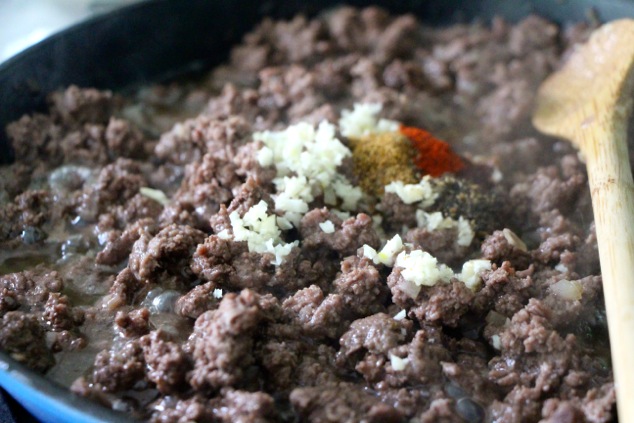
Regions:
[[533, 19, 634, 422]]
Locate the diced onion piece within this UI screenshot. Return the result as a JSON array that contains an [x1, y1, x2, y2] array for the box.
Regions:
[[457, 259, 492, 290], [393, 309, 407, 321], [395, 250, 453, 287], [362, 245, 378, 261], [491, 334, 502, 350], [319, 220, 335, 233], [389, 354, 410, 371], [503, 228, 528, 252], [550, 279, 583, 301], [139, 187, 169, 206], [375, 235, 404, 266]]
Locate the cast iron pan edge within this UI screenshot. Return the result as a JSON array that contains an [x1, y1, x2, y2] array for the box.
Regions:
[[1, 0, 634, 421]]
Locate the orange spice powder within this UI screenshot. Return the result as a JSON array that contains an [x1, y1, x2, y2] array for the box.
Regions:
[[399, 125, 464, 177]]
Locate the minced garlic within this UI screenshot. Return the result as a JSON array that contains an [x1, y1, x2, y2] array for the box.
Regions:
[[319, 220, 335, 234], [395, 249, 454, 288], [256, 121, 362, 226], [385, 177, 437, 206], [139, 187, 169, 205], [457, 259, 492, 290], [339, 103, 399, 139], [218, 200, 298, 265], [389, 354, 410, 371]]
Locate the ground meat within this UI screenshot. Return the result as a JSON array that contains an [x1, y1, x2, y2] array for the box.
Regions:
[[75, 158, 148, 221], [187, 289, 265, 391], [191, 235, 273, 290], [0, 7, 612, 423], [405, 226, 470, 267], [105, 117, 147, 159], [282, 286, 347, 339], [212, 389, 277, 423], [128, 223, 205, 282], [50, 85, 119, 126], [91, 340, 146, 392], [42, 292, 84, 331], [139, 330, 191, 394], [96, 217, 158, 266], [152, 389, 276, 423], [115, 308, 151, 338], [290, 382, 402, 423], [481, 230, 531, 269], [175, 281, 222, 319], [333, 255, 389, 316], [410, 281, 475, 327], [300, 209, 380, 257], [161, 152, 242, 230], [105, 267, 144, 310], [377, 192, 417, 232], [0, 190, 51, 241], [0, 311, 55, 372], [339, 313, 410, 359], [155, 115, 252, 166], [5, 114, 63, 164], [0, 267, 64, 309]]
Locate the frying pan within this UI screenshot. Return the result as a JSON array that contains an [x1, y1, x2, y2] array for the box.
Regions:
[[1, 0, 634, 421]]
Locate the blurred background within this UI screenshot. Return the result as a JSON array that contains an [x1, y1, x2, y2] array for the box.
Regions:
[[0, 0, 143, 63]]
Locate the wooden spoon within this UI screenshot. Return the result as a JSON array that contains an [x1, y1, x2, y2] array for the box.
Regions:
[[533, 19, 634, 422]]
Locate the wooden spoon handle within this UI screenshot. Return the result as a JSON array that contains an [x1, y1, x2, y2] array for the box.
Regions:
[[583, 119, 634, 422]]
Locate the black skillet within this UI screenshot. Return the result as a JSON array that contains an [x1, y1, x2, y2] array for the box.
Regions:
[[1, 0, 634, 421]]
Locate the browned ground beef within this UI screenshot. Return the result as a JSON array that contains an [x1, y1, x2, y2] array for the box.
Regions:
[[0, 7, 615, 423]]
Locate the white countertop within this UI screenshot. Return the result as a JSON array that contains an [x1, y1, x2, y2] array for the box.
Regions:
[[0, 0, 142, 63]]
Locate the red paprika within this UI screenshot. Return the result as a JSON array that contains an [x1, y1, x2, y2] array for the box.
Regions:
[[399, 125, 464, 177]]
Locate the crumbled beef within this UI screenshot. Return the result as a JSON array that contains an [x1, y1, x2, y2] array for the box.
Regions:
[[42, 292, 84, 331], [405, 227, 470, 267], [377, 192, 417, 232], [151, 389, 276, 423], [175, 281, 222, 319], [107, 267, 144, 310], [0, 311, 55, 372], [0, 190, 51, 241], [187, 289, 266, 391], [96, 217, 158, 266], [5, 114, 63, 163], [410, 281, 475, 327], [481, 230, 531, 269], [290, 382, 402, 423], [115, 308, 151, 338], [161, 152, 241, 230], [49, 85, 119, 126], [128, 223, 205, 282], [92, 340, 146, 392], [339, 313, 410, 358], [473, 261, 533, 317], [140, 330, 191, 394], [0, 267, 64, 309], [212, 389, 277, 423], [155, 115, 252, 166], [191, 235, 273, 290], [76, 158, 147, 221], [333, 255, 388, 316], [300, 209, 380, 257], [282, 286, 347, 339], [105, 117, 147, 159]]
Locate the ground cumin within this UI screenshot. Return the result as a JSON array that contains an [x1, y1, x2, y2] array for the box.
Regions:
[[349, 127, 464, 195], [349, 131, 417, 196]]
